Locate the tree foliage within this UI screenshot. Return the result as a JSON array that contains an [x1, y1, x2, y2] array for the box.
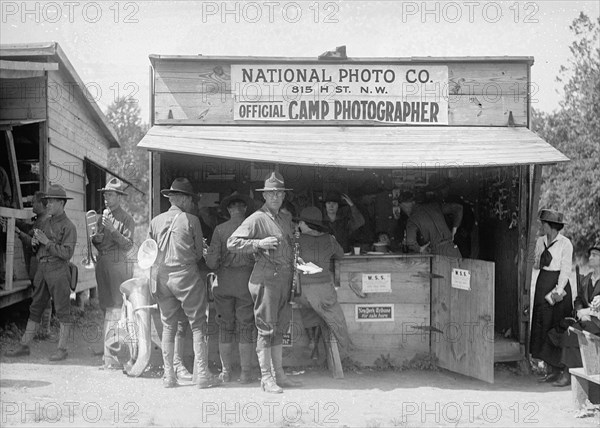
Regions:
[[105, 97, 149, 246], [532, 13, 600, 256]]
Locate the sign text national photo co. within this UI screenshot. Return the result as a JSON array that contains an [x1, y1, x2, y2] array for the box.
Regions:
[[232, 64, 448, 124]]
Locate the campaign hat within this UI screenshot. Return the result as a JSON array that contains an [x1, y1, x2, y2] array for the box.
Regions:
[[539, 209, 565, 225], [255, 172, 292, 192], [98, 178, 127, 195], [297, 206, 329, 233], [219, 192, 252, 213], [161, 178, 199, 199], [41, 184, 73, 200]]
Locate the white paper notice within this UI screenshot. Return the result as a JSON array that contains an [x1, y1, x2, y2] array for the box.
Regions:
[[451, 268, 471, 291], [361, 273, 391, 293]]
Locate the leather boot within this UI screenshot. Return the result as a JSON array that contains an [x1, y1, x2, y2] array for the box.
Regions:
[[192, 335, 220, 389], [173, 333, 192, 382], [239, 343, 256, 384], [271, 344, 302, 388], [552, 369, 571, 387], [38, 305, 53, 339], [538, 365, 560, 383], [50, 323, 72, 361], [218, 342, 234, 382], [6, 319, 38, 357], [162, 341, 177, 388], [257, 346, 282, 393]]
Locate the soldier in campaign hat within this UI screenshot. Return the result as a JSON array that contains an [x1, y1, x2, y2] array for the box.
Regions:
[[149, 178, 219, 389], [227, 172, 302, 393], [6, 184, 77, 361], [92, 178, 135, 369], [206, 191, 257, 383]]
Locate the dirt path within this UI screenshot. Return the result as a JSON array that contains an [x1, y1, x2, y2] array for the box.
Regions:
[[2, 328, 599, 428]]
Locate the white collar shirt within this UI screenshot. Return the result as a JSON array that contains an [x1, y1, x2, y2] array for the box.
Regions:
[[534, 233, 573, 291]]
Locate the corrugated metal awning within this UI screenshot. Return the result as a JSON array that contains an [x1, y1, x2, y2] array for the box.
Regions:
[[138, 126, 568, 168]]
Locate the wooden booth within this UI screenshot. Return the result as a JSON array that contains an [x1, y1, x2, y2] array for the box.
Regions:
[[138, 52, 568, 383], [0, 42, 136, 309]]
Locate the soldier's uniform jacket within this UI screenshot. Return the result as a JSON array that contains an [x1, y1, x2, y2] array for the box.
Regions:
[[36, 211, 77, 263]]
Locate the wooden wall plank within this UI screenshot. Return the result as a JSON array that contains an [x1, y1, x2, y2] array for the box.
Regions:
[[448, 94, 527, 126], [0, 77, 46, 121], [448, 63, 528, 96]]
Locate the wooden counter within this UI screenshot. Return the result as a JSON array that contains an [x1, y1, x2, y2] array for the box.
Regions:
[[335, 254, 433, 366]]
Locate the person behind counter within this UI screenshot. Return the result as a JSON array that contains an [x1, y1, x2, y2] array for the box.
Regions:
[[322, 191, 365, 252], [398, 191, 462, 258], [227, 172, 302, 394], [205, 192, 257, 384], [530, 209, 573, 384], [295, 207, 354, 358]]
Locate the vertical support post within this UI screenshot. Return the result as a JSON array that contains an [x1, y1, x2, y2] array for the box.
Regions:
[[4, 217, 16, 291], [524, 165, 543, 357], [517, 165, 529, 347], [151, 151, 161, 217], [6, 130, 23, 209]]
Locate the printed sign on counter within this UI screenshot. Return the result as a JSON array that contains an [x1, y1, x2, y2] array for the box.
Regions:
[[355, 304, 394, 322], [362, 273, 391, 293], [451, 268, 471, 291]]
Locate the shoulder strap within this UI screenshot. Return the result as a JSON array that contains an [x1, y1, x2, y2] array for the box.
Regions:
[[157, 211, 183, 258]]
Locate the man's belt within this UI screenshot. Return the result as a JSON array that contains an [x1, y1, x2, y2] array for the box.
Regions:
[[38, 257, 63, 264]]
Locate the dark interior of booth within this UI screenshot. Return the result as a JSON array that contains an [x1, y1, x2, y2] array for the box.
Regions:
[[1, 123, 41, 208], [159, 152, 522, 341]]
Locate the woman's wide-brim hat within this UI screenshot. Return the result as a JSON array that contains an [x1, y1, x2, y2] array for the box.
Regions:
[[323, 191, 342, 204], [256, 172, 292, 192], [219, 192, 252, 213], [98, 177, 127, 195], [539, 209, 566, 224], [297, 206, 329, 232], [161, 177, 199, 199], [41, 184, 73, 200]]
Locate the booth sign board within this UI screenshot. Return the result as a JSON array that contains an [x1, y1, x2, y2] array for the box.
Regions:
[[452, 268, 472, 291], [355, 304, 394, 322], [232, 64, 448, 124], [361, 273, 392, 293]]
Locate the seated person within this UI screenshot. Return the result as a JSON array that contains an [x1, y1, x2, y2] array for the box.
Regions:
[[295, 207, 354, 359], [548, 243, 600, 387]]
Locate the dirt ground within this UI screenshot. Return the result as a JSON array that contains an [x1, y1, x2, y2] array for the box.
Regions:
[[1, 303, 599, 428]]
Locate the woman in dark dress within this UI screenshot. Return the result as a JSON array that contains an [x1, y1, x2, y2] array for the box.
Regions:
[[530, 209, 574, 383]]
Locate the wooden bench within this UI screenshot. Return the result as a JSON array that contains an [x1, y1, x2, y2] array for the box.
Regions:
[[570, 368, 600, 408], [569, 327, 600, 408]]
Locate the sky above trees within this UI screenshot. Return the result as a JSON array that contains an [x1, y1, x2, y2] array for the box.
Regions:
[[2, 1, 599, 121]]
